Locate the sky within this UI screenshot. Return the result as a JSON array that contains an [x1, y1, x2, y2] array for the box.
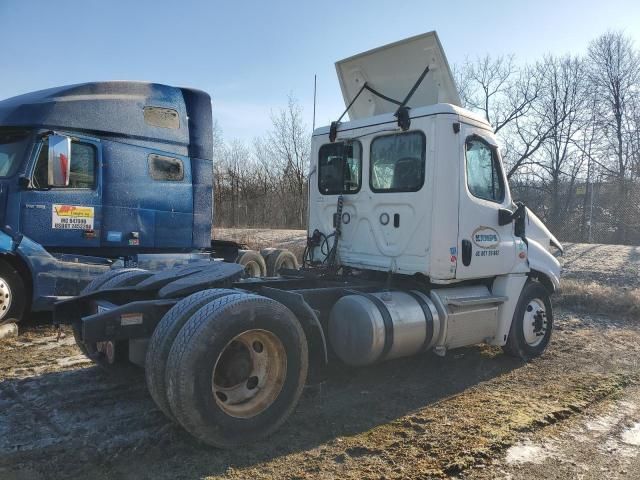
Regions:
[[2, 0, 639, 142]]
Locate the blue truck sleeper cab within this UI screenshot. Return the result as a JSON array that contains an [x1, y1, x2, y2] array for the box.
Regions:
[[0, 81, 218, 321]]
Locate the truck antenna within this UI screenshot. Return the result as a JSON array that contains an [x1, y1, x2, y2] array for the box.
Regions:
[[312, 74, 317, 132]]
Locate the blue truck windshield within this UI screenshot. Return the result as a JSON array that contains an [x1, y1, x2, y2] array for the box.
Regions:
[[0, 131, 29, 177]]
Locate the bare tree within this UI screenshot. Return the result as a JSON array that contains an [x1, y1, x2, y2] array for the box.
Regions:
[[456, 55, 549, 178], [535, 54, 588, 225], [263, 96, 310, 227], [587, 31, 640, 242], [211, 120, 225, 227], [458, 55, 522, 131], [212, 98, 311, 229]]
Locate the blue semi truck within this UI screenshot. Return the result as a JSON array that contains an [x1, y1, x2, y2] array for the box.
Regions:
[[0, 81, 295, 324]]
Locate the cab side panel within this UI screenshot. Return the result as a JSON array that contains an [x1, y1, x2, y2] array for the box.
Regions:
[[101, 140, 193, 249], [428, 114, 460, 281]]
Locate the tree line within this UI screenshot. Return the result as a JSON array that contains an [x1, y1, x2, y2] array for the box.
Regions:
[[213, 31, 640, 244]]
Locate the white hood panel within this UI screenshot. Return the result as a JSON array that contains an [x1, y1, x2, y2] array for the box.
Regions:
[[525, 208, 563, 254], [335, 31, 461, 120], [524, 208, 563, 291]]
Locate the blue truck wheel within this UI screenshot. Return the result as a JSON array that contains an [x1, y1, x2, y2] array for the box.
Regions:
[[0, 261, 26, 325]]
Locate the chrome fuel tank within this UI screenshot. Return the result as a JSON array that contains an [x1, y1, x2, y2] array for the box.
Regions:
[[328, 290, 440, 366]]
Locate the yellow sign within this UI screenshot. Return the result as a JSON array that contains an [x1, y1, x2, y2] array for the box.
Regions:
[[52, 205, 95, 230], [576, 185, 586, 195]]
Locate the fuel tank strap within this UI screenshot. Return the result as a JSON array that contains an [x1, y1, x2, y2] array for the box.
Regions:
[[344, 290, 394, 360], [405, 290, 435, 351]]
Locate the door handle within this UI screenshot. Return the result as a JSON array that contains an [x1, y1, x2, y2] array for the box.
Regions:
[[461, 239, 472, 266]]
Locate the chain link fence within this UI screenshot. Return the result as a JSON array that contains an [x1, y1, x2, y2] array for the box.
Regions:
[[512, 180, 640, 246]]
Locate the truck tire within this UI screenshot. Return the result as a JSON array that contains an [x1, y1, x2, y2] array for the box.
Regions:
[[503, 281, 553, 361], [145, 288, 238, 421], [81, 268, 146, 295], [74, 268, 152, 368], [98, 269, 154, 289], [0, 261, 27, 325], [264, 249, 299, 277], [236, 250, 266, 278], [259, 248, 276, 261], [165, 293, 308, 447]]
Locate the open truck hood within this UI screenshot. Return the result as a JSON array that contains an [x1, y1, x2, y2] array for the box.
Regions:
[[335, 31, 461, 120]]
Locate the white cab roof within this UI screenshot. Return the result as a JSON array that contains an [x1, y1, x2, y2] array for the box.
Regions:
[[313, 103, 490, 137], [336, 31, 461, 120]]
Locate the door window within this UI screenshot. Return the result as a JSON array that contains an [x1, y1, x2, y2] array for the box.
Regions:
[[0, 130, 29, 177], [318, 141, 362, 195], [465, 137, 504, 202], [33, 138, 96, 189], [370, 131, 425, 192]]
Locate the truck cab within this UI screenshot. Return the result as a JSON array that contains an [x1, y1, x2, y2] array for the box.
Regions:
[[0, 82, 216, 317], [307, 32, 561, 290]]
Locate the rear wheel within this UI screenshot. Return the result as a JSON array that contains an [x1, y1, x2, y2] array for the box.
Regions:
[[165, 293, 308, 447], [0, 261, 26, 325], [503, 281, 553, 361], [264, 249, 299, 277], [236, 250, 266, 278], [145, 288, 238, 420]]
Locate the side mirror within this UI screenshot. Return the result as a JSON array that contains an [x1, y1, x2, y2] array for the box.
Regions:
[[48, 135, 71, 187], [498, 208, 513, 226]]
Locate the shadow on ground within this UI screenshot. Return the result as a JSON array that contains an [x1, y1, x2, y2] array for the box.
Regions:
[[0, 340, 522, 480]]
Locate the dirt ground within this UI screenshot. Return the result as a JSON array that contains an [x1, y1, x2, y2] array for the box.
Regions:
[[0, 232, 639, 479]]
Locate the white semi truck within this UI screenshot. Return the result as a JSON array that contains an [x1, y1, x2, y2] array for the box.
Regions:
[[56, 31, 563, 447]]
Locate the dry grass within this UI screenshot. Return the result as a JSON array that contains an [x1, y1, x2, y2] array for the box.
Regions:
[[557, 278, 640, 318], [215, 227, 307, 260]]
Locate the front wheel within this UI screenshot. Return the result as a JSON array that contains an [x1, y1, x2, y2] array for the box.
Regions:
[[165, 293, 308, 447], [503, 281, 553, 361], [0, 261, 26, 325]]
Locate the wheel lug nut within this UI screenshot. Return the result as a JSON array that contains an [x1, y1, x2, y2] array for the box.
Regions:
[[247, 376, 259, 390]]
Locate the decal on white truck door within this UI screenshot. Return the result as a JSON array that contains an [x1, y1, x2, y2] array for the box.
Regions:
[[472, 226, 500, 249], [52, 205, 94, 230], [472, 226, 500, 257]]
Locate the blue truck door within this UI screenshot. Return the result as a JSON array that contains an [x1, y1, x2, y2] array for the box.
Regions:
[[19, 135, 101, 248]]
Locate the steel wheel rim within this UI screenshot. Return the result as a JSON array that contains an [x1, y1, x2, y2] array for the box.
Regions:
[[212, 329, 287, 418], [0, 277, 12, 320], [244, 261, 261, 277], [523, 298, 547, 347]]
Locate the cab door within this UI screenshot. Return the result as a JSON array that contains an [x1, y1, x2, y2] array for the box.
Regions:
[[19, 134, 102, 249], [456, 127, 516, 279]]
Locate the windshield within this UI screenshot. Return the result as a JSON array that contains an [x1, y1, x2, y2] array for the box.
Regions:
[[0, 130, 29, 177]]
